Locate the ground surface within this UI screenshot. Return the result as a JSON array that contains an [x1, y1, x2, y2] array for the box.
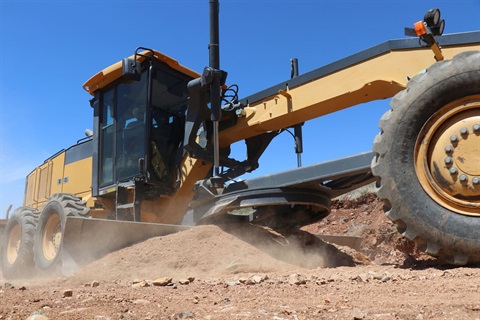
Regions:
[[1, 194, 479, 320]]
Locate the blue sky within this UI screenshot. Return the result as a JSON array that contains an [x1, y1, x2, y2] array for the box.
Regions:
[[1, 0, 479, 217]]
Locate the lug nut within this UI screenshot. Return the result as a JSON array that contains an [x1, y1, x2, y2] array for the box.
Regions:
[[445, 145, 453, 154], [460, 127, 469, 136], [473, 124, 480, 132], [444, 156, 453, 165], [449, 167, 458, 175], [450, 135, 459, 143], [459, 174, 468, 183], [472, 177, 480, 185]]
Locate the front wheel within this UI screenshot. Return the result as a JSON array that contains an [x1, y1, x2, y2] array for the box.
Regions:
[[372, 51, 480, 265], [33, 193, 89, 272]]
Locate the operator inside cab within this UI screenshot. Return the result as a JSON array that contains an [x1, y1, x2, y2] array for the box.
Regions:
[[87, 51, 196, 197]]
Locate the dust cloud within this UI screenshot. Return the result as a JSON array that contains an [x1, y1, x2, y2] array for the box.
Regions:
[[218, 223, 356, 268]]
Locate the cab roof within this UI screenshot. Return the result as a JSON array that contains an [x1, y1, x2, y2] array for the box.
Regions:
[[83, 50, 200, 96]]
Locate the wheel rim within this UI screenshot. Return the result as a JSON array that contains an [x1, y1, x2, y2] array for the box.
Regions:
[[42, 213, 62, 261], [6, 223, 21, 264], [415, 95, 480, 216]]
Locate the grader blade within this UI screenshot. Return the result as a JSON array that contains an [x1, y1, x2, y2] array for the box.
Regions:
[[62, 217, 189, 274]]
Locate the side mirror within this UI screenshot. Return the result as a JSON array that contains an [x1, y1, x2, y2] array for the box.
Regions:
[[122, 58, 141, 81]]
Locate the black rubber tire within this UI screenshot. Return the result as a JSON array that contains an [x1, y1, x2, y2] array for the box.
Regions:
[[1, 207, 38, 278], [34, 193, 89, 271], [372, 51, 480, 265]]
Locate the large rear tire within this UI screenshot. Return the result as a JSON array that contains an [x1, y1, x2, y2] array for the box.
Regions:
[[1, 207, 38, 278], [34, 193, 89, 272], [372, 51, 480, 265]]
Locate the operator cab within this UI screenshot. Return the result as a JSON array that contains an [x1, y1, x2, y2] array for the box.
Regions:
[[84, 50, 199, 199]]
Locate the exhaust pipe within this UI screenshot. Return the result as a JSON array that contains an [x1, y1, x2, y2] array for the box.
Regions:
[[209, 0, 222, 177]]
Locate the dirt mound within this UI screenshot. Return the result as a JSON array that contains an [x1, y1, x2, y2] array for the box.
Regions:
[[303, 193, 433, 265], [68, 193, 432, 284], [68, 224, 356, 284]]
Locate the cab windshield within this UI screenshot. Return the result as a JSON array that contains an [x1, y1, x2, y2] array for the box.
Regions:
[[100, 72, 148, 185]]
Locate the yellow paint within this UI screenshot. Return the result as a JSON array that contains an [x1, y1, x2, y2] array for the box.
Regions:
[[219, 45, 480, 146], [63, 157, 92, 195], [83, 50, 200, 95], [24, 152, 65, 210]]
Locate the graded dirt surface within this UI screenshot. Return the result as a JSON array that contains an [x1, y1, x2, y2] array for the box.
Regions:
[[1, 194, 479, 320]]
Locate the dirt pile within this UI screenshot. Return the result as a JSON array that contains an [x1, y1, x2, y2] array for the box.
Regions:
[[69, 225, 291, 283], [303, 193, 433, 265], [69, 223, 359, 285], [68, 193, 431, 285]]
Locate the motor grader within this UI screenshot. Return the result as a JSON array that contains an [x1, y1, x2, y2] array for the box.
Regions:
[[2, 2, 479, 278]]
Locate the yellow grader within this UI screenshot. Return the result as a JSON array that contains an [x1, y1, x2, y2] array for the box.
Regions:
[[1, 2, 479, 278]]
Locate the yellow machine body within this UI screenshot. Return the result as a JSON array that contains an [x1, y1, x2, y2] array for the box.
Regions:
[[24, 146, 93, 211], [23, 39, 479, 223]]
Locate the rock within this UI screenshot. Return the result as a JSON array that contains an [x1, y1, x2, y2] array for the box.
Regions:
[[353, 273, 369, 283], [371, 314, 395, 319], [288, 274, 306, 285], [251, 274, 268, 284], [238, 277, 248, 284], [371, 273, 383, 280], [352, 308, 366, 319], [172, 311, 195, 319], [62, 289, 73, 298], [179, 279, 190, 285], [27, 312, 49, 320], [133, 299, 151, 305], [91, 280, 100, 287], [329, 274, 341, 282], [153, 277, 173, 286], [132, 281, 149, 288]]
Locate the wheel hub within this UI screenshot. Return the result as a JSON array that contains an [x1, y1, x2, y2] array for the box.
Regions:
[[435, 114, 480, 194], [416, 96, 480, 216], [43, 214, 62, 261], [6, 224, 21, 263]]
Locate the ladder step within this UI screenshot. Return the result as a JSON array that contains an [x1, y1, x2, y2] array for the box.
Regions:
[[116, 203, 134, 210]]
